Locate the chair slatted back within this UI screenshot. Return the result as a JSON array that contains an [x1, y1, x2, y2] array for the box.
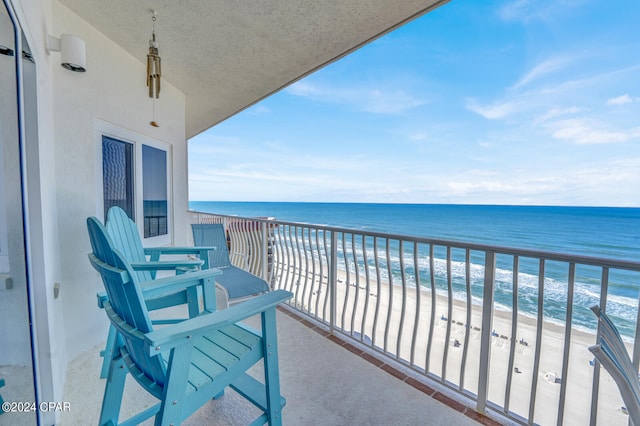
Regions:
[[106, 206, 153, 282], [592, 306, 640, 393], [589, 305, 640, 424], [192, 224, 232, 268], [87, 217, 166, 387]]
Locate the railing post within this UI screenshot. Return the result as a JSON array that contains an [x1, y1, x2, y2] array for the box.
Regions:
[[590, 267, 609, 426], [329, 231, 338, 335], [260, 221, 268, 282], [477, 251, 496, 413]]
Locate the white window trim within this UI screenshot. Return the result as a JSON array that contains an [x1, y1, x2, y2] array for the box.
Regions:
[[94, 120, 172, 246]]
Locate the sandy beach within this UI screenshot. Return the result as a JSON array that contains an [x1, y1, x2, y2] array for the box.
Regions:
[[273, 260, 631, 425]]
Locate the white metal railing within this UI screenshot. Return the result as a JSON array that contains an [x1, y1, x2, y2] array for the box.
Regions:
[[187, 210, 640, 425], [187, 210, 274, 277]]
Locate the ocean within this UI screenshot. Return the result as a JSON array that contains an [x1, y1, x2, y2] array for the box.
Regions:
[[189, 201, 640, 336]]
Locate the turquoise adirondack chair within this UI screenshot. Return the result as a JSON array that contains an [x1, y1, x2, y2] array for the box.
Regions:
[[94, 208, 217, 378], [192, 223, 270, 303], [106, 206, 218, 320], [106, 206, 214, 281], [0, 378, 5, 415], [87, 216, 292, 425]]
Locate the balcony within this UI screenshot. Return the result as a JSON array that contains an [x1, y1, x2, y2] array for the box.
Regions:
[[184, 210, 640, 425], [31, 208, 638, 425], [59, 307, 482, 425]]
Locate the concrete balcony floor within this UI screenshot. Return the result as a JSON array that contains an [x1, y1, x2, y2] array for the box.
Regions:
[[60, 308, 488, 425]]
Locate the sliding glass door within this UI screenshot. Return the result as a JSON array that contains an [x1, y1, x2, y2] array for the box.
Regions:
[[0, 3, 37, 425]]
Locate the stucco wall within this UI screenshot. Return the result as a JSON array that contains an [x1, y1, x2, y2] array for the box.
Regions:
[[51, 0, 188, 361], [8, 0, 190, 419]]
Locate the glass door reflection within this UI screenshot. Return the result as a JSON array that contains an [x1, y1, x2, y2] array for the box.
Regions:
[[0, 3, 37, 425]]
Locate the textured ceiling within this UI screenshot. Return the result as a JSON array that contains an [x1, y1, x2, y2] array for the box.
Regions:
[[59, 0, 449, 139]]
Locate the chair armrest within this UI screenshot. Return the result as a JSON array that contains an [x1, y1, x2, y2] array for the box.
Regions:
[[144, 246, 216, 269], [130, 259, 204, 271], [144, 246, 216, 256], [146, 290, 293, 354], [96, 268, 221, 309], [138, 268, 221, 300]]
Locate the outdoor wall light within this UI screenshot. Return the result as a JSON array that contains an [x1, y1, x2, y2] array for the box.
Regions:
[[47, 34, 86, 72]]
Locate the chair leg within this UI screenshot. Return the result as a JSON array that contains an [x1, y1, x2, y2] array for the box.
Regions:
[[100, 325, 118, 379], [148, 251, 160, 279], [262, 308, 283, 426], [186, 286, 200, 318], [157, 345, 193, 426], [99, 354, 127, 426], [201, 277, 218, 313], [176, 265, 207, 317], [0, 378, 5, 415]]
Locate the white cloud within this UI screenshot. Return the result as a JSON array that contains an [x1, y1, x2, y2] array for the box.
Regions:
[[607, 94, 633, 106], [467, 169, 500, 177], [447, 178, 553, 196], [498, 0, 539, 22], [247, 105, 272, 115], [497, 0, 589, 23], [533, 106, 585, 125], [407, 132, 429, 141], [547, 118, 640, 145], [286, 81, 322, 98], [534, 65, 640, 98], [286, 81, 426, 114], [467, 63, 640, 130], [190, 142, 640, 205], [466, 99, 521, 119], [512, 57, 574, 89], [438, 158, 640, 206]]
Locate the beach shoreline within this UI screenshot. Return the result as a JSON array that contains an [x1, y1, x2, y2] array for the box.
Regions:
[[275, 261, 630, 425]]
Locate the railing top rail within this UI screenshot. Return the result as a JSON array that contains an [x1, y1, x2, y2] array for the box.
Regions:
[[188, 210, 640, 272]]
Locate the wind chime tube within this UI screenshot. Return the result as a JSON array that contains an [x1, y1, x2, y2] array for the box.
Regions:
[[147, 55, 152, 98], [156, 56, 161, 96], [146, 13, 161, 99], [147, 51, 161, 98]]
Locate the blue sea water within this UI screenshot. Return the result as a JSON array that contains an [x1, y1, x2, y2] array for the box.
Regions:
[[189, 201, 640, 335]]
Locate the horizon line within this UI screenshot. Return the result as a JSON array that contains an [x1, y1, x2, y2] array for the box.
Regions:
[[189, 200, 640, 209]]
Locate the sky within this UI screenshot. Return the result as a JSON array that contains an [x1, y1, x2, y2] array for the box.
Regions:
[[188, 0, 640, 207]]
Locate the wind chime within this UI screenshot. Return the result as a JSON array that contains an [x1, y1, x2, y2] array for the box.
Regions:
[[147, 10, 161, 127]]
